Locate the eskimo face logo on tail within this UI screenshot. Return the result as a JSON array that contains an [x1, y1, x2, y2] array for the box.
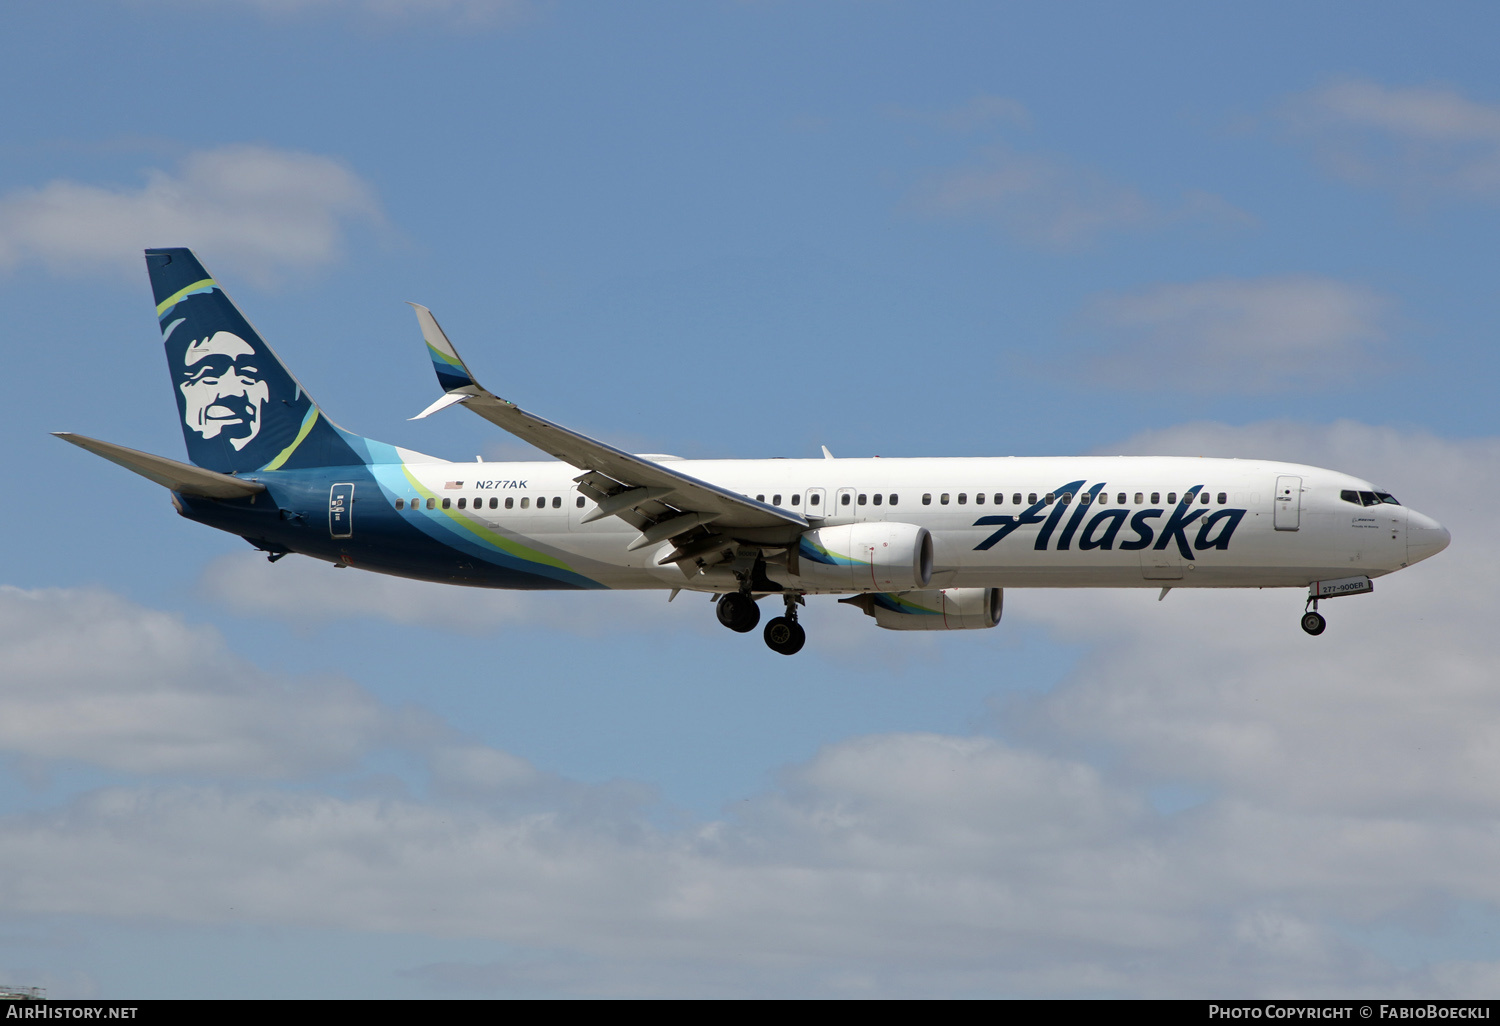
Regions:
[[178, 331, 270, 451]]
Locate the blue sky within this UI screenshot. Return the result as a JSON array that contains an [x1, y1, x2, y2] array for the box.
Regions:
[[2, 0, 1499, 998]]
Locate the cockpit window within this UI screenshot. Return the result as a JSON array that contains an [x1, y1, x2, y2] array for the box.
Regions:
[[1343, 488, 1402, 507]]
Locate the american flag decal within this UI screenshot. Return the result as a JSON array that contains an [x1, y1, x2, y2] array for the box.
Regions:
[[445, 481, 464, 489]]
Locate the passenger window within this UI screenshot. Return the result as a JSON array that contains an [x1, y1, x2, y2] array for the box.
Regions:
[[841, 493, 851, 506], [553, 496, 562, 508], [575, 496, 584, 508], [457, 497, 466, 509], [1028, 493, 1037, 505], [1134, 493, 1143, 505], [940, 493, 950, 505], [1150, 492, 1159, 504], [1199, 491, 1209, 504], [957, 493, 967, 504], [1059, 492, 1072, 504], [858, 494, 867, 505], [923, 493, 932, 505], [1080, 492, 1091, 505], [1217, 492, 1226, 505], [996, 493, 1006, 505], [808, 494, 820, 506], [1167, 492, 1177, 504], [1118, 493, 1126, 505], [890, 494, 899, 506], [521, 497, 530, 509], [1045, 493, 1055, 505], [505, 497, 514, 509], [1015, 493, 1024, 506], [756, 494, 765, 502], [442, 498, 451, 509], [426, 498, 435, 510], [773, 494, 782, 505], [872, 493, 883, 506], [974, 493, 984, 504], [395, 498, 405, 510], [791, 494, 801, 505]]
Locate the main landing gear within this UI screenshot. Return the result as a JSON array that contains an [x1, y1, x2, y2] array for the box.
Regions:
[[715, 591, 760, 633], [763, 593, 807, 656], [713, 592, 806, 655]]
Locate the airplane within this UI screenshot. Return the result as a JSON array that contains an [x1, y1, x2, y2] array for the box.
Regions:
[[56, 248, 1450, 656]]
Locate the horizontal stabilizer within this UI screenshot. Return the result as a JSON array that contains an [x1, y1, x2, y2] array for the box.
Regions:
[[54, 432, 266, 499]]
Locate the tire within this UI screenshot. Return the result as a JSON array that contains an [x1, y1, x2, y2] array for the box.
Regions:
[[716, 593, 761, 633], [1300, 611, 1326, 636], [763, 616, 806, 655]]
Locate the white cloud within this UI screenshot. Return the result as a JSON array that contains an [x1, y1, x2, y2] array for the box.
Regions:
[[914, 145, 1254, 250], [0, 145, 382, 284], [905, 96, 1253, 250], [196, 550, 716, 637], [1284, 79, 1500, 202], [915, 146, 1153, 249], [6, 424, 1500, 995], [0, 585, 424, 777], [1079, 276, 1392, 392]]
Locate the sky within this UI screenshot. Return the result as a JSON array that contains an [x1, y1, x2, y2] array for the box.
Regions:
[[1, 0, 1498, 999]]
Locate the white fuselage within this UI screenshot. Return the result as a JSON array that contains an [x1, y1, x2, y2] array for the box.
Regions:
[[390, 454, 1449, 594]]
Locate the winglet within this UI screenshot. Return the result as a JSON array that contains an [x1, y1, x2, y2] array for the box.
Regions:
[[408, 302, 481, 393], [821, 445, 835, 459]]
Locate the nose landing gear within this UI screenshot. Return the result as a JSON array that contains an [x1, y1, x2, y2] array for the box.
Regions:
[[1299, 576, 1375, 635], [1302, 592, 1328, 635]]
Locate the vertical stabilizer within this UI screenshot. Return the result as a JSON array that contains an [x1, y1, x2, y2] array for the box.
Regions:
[[146, 248, 363, 473]]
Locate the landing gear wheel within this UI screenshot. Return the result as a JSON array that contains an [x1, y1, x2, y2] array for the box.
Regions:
[[763, 616, 806, 655], [716, 592, 761, 633], [1301, 611, 1327, 636]]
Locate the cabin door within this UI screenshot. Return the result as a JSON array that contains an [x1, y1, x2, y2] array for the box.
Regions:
[[1274, 476, 1302, 531]]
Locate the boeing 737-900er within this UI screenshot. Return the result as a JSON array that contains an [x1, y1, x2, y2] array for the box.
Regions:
[[57, 248, 1450, 655]]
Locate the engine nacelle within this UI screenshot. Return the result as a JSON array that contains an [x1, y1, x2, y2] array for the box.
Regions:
[[795, 522, 933, 591], [846, 587, 1003, 631]]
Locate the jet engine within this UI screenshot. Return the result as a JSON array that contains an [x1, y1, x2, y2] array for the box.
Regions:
[[795, 522, 933, 591], [842, 587, 1003, 631]]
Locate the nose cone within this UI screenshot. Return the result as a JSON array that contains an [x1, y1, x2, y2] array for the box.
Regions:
[[1407, 510, 1451, 565]]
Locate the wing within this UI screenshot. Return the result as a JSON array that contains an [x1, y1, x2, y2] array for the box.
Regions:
[[407, 304, 809, 565]]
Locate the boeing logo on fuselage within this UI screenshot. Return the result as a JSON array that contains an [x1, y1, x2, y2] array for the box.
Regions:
[[973, 481, 1246, 560]]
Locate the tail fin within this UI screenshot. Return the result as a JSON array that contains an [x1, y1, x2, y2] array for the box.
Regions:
[[146, 248, 364, 473]]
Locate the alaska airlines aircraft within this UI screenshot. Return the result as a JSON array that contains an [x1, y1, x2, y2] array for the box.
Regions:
[[58, 249, 1450, 655]]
